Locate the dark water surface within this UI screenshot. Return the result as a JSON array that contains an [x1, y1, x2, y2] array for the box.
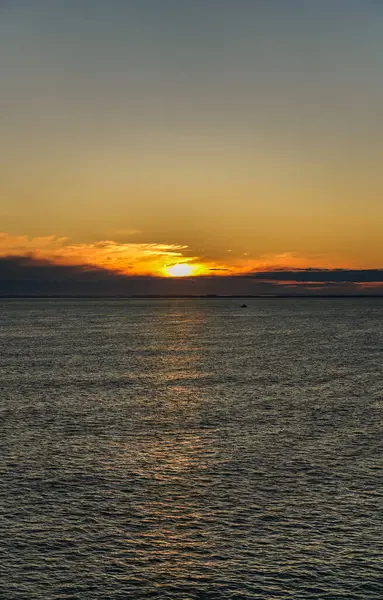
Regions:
[[0, 298, 382, 599]]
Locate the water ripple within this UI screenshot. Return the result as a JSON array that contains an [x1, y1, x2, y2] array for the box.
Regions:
[[0, 298, 382, 599]]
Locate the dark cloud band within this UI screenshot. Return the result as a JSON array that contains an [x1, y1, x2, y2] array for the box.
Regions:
[[0, 257, 382, 296], [243, 269, 383, 283]]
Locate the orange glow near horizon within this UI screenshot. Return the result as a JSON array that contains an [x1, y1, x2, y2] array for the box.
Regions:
[[0, 233, 381, 286], [164, 263, 194, 277], [161, 262, 215, 277]]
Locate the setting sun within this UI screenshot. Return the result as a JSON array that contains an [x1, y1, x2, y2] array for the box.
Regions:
[[165, 263, 194, 277]]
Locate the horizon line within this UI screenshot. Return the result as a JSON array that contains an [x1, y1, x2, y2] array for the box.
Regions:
[[0, 294, 382, 300]]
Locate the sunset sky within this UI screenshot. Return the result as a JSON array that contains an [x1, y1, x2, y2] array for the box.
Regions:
[[1, 1, 382, 293]]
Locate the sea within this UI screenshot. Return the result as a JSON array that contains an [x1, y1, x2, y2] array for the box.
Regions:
[[0, 298, 382, 600]]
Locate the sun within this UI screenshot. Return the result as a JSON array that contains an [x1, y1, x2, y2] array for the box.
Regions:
[[165, 263, 194, 277]]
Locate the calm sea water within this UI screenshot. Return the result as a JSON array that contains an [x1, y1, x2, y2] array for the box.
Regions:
[[0, 298, 382, 599]]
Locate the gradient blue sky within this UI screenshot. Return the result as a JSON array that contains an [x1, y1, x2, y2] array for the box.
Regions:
[[1, 0, 382, 275]]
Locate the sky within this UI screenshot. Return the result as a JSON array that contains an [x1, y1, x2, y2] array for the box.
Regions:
[[1, 0, 382, 294]]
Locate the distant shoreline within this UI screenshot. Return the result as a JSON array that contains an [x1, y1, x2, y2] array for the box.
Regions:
[[0, 295, 382, 299]]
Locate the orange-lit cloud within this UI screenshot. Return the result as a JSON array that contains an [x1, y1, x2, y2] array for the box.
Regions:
[[227, 252, 362, 273], [0, 233, 190, 275], [0, 233, 378, 282], [0, 232, 216, 276]]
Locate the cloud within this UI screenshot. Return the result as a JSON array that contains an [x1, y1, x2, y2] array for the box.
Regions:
[[0, 234, 369, 277], [0, 232, 191, 275], [245, 269, 383, 283], [0, 233, 70, 254], [0, 256, 124, 280], [0, 256, 382, 296], [0, 255, 248, 296], [221, 251, 362, 275], [0, 233, 381, 295]]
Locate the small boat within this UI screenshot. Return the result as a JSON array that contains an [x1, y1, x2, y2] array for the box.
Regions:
[[240, 303, 247, 308]]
